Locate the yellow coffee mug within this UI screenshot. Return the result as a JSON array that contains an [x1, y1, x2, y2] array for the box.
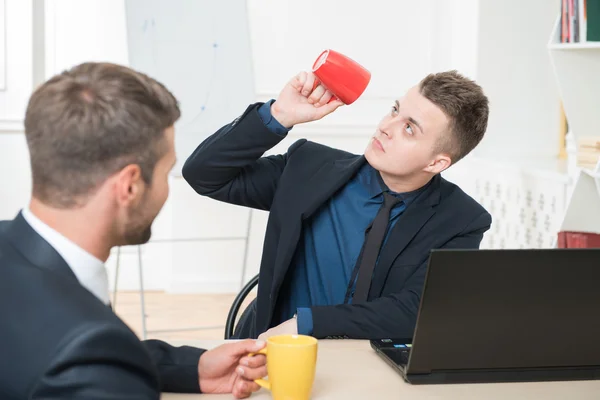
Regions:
[[250, 334, 318, 400]]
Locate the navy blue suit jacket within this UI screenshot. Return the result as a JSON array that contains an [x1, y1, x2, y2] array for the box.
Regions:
[[0, 213, 204, 399], [183, 103, 492, 340]]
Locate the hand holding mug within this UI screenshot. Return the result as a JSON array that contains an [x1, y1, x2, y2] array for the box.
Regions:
[[248, 334, 318, 400], [271, 49, 370, 129], [270, 71, 344, 129]]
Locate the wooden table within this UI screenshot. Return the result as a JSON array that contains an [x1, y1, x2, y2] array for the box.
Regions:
[[162, 340, 600, 400]]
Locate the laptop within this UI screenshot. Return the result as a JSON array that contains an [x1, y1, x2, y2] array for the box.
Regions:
[[371, 248, 600, 384]]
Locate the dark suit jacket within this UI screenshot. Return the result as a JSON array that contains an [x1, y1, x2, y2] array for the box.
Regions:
[[0, 213, 204, 399], [183, 103, 492, 340]]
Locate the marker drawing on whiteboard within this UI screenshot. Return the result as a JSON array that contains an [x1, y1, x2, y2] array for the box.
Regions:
[[179, 42, 219, 129]]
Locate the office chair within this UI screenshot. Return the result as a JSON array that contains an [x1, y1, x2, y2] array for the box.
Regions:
[[224, 273, 259, 339]]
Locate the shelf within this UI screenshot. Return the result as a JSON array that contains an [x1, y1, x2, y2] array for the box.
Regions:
[[547, 15, 600, 50], [548, 42, 600, 50]]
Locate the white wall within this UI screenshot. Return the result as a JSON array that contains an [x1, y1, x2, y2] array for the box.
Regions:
[[0, 0, 5, 90], [0, 0, 32, 128], [0, 0, 566, 294], [0, 0, 33, 221], [43, 0, 128, 78], [472, 0, 560, 160], [247, 0, 435, 128], [427, 0, 560, 161], [429, 0, 479, 78]]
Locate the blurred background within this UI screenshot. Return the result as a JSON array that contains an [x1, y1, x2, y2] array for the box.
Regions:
[[1, 0, 598, 340]]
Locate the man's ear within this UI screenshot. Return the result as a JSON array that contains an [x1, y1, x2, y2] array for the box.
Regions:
[[424, 154, 452, 175], [114, 164, 145, 207]]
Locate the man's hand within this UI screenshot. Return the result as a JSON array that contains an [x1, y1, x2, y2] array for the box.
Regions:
[[270, 71, 344, 128], [258, 317, 298, 341], [198, 340, 267, 399]]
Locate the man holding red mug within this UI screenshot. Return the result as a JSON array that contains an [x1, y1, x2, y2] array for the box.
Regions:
[[183, 68, 491, 341]]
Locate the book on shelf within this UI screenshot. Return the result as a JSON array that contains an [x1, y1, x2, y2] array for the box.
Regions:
[[557, 231, 600, 248], [576, 136, 600, 169], [560, 0, 600, 43], [579, 137, 600, 149]]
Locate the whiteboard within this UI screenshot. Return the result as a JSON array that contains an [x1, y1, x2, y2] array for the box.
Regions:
[[124, 0, 256, 175]]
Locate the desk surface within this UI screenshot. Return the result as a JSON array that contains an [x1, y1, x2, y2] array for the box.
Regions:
[[162, 340, 600, 400]]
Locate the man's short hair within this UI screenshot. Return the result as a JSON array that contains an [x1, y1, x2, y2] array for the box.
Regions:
[[419, 70, 489, 164], [24, 62, 180, 208]]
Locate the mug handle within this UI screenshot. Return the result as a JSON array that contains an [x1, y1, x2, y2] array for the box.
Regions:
[[248, 348, 270, 391]]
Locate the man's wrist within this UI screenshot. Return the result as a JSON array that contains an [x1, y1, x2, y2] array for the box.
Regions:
[[270, 101, 294, 129]]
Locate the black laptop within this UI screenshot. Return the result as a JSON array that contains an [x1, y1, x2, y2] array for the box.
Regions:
[[371, 248, 600, 384]]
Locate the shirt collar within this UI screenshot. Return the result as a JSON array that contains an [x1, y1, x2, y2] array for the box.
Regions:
[[21, 208, 110, 305], [359, 163, 432, 204]]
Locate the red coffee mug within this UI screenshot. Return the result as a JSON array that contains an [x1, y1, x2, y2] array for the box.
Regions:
[[312, 49, 371, 105]]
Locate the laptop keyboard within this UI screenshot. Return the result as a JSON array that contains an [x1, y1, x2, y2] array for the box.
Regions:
[[384, 348, 411, 367]]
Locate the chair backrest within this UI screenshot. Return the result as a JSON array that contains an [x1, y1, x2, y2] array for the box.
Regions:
[[224, 274, 259, 339]]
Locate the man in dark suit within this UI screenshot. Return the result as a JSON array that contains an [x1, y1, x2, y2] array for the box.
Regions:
[[183, 70, 492, 341], [0, 62, 266, 399]]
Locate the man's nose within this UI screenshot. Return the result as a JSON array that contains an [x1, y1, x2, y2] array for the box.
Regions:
[[379, 118, 398, 138]]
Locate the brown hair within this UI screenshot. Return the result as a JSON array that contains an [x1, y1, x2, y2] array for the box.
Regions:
[[24, 62, 180, 208], [419, 70, 489, 163]]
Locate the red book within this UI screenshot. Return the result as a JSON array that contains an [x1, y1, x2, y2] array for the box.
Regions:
[[557, 231, 600, 248], [562, 0, 569, 43]]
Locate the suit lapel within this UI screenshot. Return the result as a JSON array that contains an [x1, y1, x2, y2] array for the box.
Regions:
[[271, 155, 366, 290], [369, 175, 442, 297], [1, 212, 78, 283], [300, 156, 367, 220]]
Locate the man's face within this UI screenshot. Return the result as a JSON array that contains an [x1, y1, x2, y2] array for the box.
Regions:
[[122, 127, 176, 245], [364, 85, 451, 178]]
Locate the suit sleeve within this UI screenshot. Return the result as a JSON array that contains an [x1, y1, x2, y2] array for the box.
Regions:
[[310, 211, 492, 339], [182, 103, 305, 211], [31, 323, 160, 399], [142, 340, 205, 393]]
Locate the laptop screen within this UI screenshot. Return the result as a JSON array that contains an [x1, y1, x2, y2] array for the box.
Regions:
[[407, 249, 600, 375]]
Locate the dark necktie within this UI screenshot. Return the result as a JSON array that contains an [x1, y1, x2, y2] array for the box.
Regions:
[[353, 192, 402, 303]]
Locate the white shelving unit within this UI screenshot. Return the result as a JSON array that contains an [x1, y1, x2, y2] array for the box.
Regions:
[[548, 16, 600, 236], [559, 164, 600, 234]]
